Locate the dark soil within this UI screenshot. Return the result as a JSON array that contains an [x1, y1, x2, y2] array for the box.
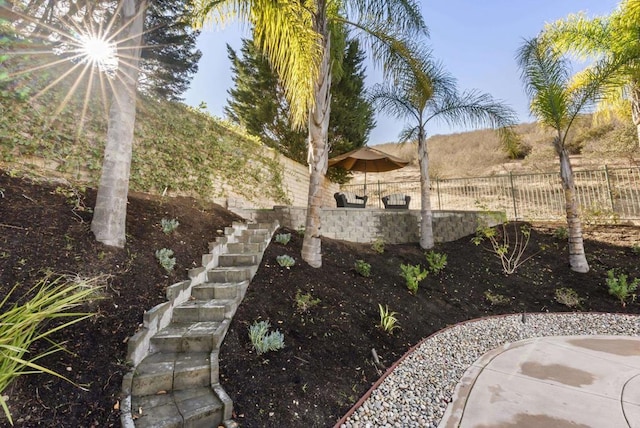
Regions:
[[1, 170, 640, 428]]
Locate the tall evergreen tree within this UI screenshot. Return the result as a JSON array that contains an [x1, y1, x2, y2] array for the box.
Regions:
[[225, 36, 375, 181]]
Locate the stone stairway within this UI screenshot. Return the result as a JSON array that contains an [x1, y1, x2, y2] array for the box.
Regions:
[[121, 222, 278, 428]]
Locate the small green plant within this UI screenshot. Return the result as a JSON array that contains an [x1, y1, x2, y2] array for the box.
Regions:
[[0, 274, 102, 424], [248, 320, 285, 355], [400, 263, 428, 295], [425, 251, 447, 275], [553, 226, 568, 240], [296, 225, 305, 236], [295, 289, 320, 313], [606, 269, 639, 307], [378, 304, 400, 334], [555, 287, 582, 308], [354, 260, 371, 277], [371, 238, 385, 254], [276, 254, 295, 268], [632, 243, 640, 255], [160, 218, 179, 234], [155, 248, 176, 272], [484, 290, 511, 306], [274, 233, 291, 245], [472, 222, 537, 275]]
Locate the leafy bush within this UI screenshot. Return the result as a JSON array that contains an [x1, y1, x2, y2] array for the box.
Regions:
[[400, 263, 428, 295], [155, 248, 176, 272], [553, 226, 568, 240], [371, 238, 385, 254], [472, 222, 538, 275], [354, 260, 371, 277], [160, 218, 179, 234], [555, 287, 581, 308], [248, 320, 285, 355], [274, 233, 291, 245], [425, 251, 447, 275], [606, 269, 639, 307], [276, 255, 295, 268], [378, 304, 400, 334], [295, 290, 320, 313], [0, 275, 101, 424], [484, 290, 510, 306]]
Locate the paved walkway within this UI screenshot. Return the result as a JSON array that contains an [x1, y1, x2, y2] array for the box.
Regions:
[[439, 335, 640, 428]]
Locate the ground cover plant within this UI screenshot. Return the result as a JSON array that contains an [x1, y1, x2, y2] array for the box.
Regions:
[[1, 170, 640, 427]]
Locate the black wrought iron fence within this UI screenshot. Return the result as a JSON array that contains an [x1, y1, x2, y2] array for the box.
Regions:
[[340, 166, 640, 222]]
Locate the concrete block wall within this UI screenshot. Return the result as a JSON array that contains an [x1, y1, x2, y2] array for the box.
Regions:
[[238, 207, 502, 244]]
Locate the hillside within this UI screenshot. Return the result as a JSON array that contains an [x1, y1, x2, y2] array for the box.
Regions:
[[371, 116, 639, 183]]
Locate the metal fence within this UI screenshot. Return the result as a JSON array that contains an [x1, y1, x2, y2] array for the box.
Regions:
[[340, 165, 640, 223]]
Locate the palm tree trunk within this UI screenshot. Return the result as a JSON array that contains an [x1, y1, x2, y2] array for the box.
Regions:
[[301, 12, 331, 268], [91, 0, 145, 247], [558, 146, 589, 273], [630, 83, 640, 149], [417, 132, 434, 249]]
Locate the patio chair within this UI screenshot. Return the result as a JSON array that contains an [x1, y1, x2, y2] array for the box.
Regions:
[[382, 193, 410, 210], [334, 192, 367, 208]]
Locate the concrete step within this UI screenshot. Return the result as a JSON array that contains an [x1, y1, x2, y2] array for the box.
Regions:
[[172, 299, 236, 323], [131, 352, 211, 396], [206, 266, 254, 283], [132, 387, 223, 428], [248, 222, 273, 230], [218, 253, 260, 267], [226, 241, 265, 254], [151, 321, 227, 353], [191, 281, 247, 301]]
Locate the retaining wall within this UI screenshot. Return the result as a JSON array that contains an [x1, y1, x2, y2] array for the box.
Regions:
[[234, 207, 501, 244]]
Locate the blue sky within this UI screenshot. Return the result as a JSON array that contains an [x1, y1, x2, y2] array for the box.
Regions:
[[183, 0, 620, 145]]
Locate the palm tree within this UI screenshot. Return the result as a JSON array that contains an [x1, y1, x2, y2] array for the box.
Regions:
[[517, 37, 624, 273], [369, 52, 516, 249], [91, 0, 147, 247], [542, 0, 640, 146], [193, 0, 427, 267]]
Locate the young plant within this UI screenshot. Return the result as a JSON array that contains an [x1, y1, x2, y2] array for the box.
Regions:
[[248, 320, 285, 355], [472, 222, 538, 275], [555, 287, 582, 308], [160, 218, 179, 234], [484, 290, 511, 306], [371, 238, 385, 254], [606, 269, 639, 307], [274, 233, 291, 245], [632, 243, 640, 255], [553, 226, 568, 240], [354, 260, 371, 277], [155, 248, 176, 272], [0, 275, 101, 424], [276, 255, 295, 268], [378, 304, 400, 334], [425, 251, 447, 275], [295, 289, 320, 313], [400, 263, 428, 295]]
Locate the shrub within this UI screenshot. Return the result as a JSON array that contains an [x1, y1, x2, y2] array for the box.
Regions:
[[606, 269, 639, 307], [274, 233, 291, 245], [354, 260, 371, 277], [248, 320, 285, 355], [155, 248, 176, 272], [632, 244, 640, 255], [160, 218, 179, 234], [371, 238, 385, 254], [553, 226, 568, 240], [0, 274, 101, 424], [378, 304, 400, 334], [555, 287, 581, 308], [472, 222, 538, 275], [484, 290, 510, 306], [276, 254, 295, 268], [295, 290, 320, 313], [425, 251, 447, 275], [400, 263, 428, 295]]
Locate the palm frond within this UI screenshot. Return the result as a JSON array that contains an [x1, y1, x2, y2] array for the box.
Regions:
[[542, 13, 612, 59], [344, 0, 427, 37]]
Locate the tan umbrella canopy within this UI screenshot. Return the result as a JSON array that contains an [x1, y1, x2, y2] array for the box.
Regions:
[[328, 146, 410, 192]]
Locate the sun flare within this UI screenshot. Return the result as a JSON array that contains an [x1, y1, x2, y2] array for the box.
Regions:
[[77, 34, 118, 74]]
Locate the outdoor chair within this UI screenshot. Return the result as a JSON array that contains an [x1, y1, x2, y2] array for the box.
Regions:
[[382, 193, 410, 210], [334, 192, 368, 208]]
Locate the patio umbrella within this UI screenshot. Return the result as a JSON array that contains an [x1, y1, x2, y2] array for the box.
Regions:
[[328, 146, 410, 192]]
